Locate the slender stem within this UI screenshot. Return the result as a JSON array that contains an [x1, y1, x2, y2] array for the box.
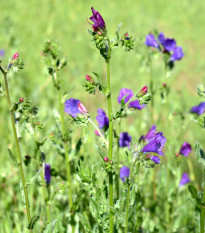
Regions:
[[56, 80, 73, 207], [1, 69, 31, 224], [106, 39, 114, 233], [88, 117, 108, 148], [125, 158, 138, 233], [200, 168, 205, 233], [116, 120, 121, 199]]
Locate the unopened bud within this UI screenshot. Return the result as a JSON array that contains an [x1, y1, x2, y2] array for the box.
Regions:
[[77, 102, 88, 115], [85, 75, 95, 84], [12, 52, 19, 60], [104, 157, 108, 162], [175, 153, 179, 157], [94, 130, 100, 136], [136, 86, 148, 98], [19, 97, 24, 103], [163, 83, 167, 87], [146, 154, 151, 158]]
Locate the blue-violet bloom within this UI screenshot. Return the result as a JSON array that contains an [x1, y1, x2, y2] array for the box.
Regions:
[[64, 98, 81, 118], [145, 125, 156, 142], [0, 49, 5, 57], [179, 173, 191, 187], [96, 108, 109, 129], [119, 132, 132, 147], [179, 142, 192, 157], [141, 132, 167, 156], [44, 164, 51, 185], [191, 102, 205, 115], [145, 32, 184, 61], [151, 156, 160, 164], [120, 166, 130, 182]]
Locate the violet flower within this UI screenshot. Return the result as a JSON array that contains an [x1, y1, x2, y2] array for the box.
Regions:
[[89, 7, 105, 31], [179, 173, 191, 187], [44, 164, 51, 185], [96, 108, 109, 129], [191, 102, 205, 115], [118, 88, 146, 110], [145, 32, 184, 61], [120, 166, 130, 182], [119, 132, 132, 147], [145, 125, 156, 142], [141, 132, 167, 156], [151, 156, 160, 164], [179, 142, 192, 157], [64, 98, 81, 117], [0, 49, 5, 57]]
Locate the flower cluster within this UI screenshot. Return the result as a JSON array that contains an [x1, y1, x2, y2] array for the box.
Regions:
[[190, 102, 205, 115], [145, 32, 184, 62]]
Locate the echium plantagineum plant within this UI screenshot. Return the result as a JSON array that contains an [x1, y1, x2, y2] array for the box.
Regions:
[[63, 7, 168, 233], [188, 84, 205, 233]]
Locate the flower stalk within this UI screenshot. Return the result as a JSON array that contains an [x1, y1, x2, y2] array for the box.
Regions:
[[201, 168, 205, 233], [106, 38, 114, 233], [0, 66, 31, 225]]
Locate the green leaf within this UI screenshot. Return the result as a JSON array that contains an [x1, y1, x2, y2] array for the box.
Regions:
[[78, 214, 92, 233], [8, 148, 18, 163], [95, 145, 105, 160], [43, 215, 62, 233], [26, 167, 44, 186], [194, 142, 205, 166], [188, 185, 198, 200], [27, 215, 39, 230], [116, 23, 122, 40]]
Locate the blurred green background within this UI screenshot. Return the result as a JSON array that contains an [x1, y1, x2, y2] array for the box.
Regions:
[[0, 0, 205, 231]]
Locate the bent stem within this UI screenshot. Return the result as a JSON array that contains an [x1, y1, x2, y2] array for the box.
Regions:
[[106, 38, 114, 233], [0, 67, 31, 225], [201, 168, 205, 233], [125, 157, 138, 233]]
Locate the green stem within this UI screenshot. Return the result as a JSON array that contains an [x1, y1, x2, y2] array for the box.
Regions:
[[1, 68, 31, 225], [106, 39, 114, 233], [200, 168, 205, 233], [116, 120, 121, 200], [55, 73, 73, 207], [125, 158, 138, 233]]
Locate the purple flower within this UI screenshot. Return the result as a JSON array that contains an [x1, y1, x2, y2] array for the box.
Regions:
[[118, 88, 133, 104], [179, 142, 192, 157], [151, 156, 160, 164], [191, 102, 205, 115], [64, 98, 81, 118], [89, 7, 105, 31], [120, 166, 130, 182], [179, 173, 191, 187], [119, 132, 132, 147], [145, 34, 159, 48], [141, 132, 167, 156], [44, 164, 51, 185], [129, 100, 146, 110], [145, 32, 184, 61], [96, 108, 109, 129], [145, 125, 156, 142], [170, 46, 184, 61], [0, 49, 5, 57]]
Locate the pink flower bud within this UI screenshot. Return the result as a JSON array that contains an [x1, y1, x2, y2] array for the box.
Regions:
[[85, 75, 95, 83], [98, 31, 102, 35], [137, 86, 148, 98], [125, 33, 128, 38], [19, 97, 24, 103], [176, 153, 179, 157], [94, 130, 100, 136], [163, 83, 167, 87], [77, 102, 88, 115], [12, 52, 19, 60], [146, 154, 151, 158], [104, 157, 108, 162]]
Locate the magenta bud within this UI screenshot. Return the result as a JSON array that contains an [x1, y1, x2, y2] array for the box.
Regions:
[[163, 83, 167, 87], [125, 33, 128, 38], [94, 130, 100, 136], [12, 52, 19, 60], [136, 86, 148, 98], [98, 31, 102, 35], [145, 154, 151, 158], [19, 97, 24, 103], [85, 75, 95, 83], [176, 153, 179, 157], [77, 102, 88, 115], [104, 157, 108, 162]]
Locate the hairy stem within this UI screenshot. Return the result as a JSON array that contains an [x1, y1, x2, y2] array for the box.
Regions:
[[106, 39, 114, 233], [1, 68, 31, 225], [201, 168, 205, 233]]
